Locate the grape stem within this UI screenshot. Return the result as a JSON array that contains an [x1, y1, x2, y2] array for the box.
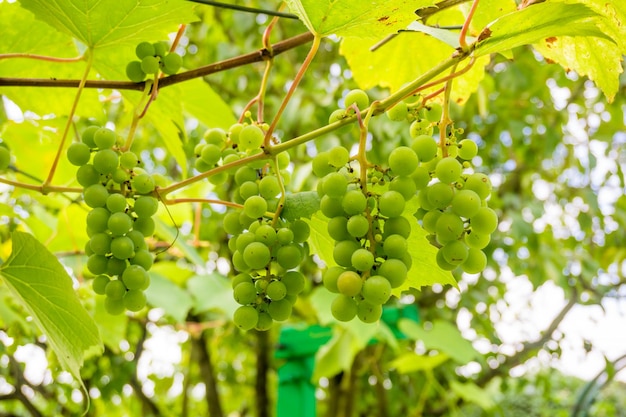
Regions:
[[265, 35, 321, 143], [0, 53, 84, 63], [439, 63, 458, 157], [123, 81, 153, 152], [269, 157, 286, 228], [459, 0, 481, 50], [0, 176, 81, 194], [43, 49, 94, 191], [163, 197, 244, 210]]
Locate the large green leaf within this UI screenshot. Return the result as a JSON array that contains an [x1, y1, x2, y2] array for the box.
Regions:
[[145, 272, 194, 322], [474, 2, 612, 56], [399, 319, 478, 364], [532, 0, 626, 101], [0, 232, 102, 384], [285, 0, 436, 38], [19, 0, 198, 48], [187, 273, 239, 317]]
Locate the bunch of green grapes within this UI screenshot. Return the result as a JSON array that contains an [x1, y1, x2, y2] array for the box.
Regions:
[[412, 133, 497, 273], [126, 41, 183, 83], [386, 98, 442, 138], [225, 209, 309, 332], [314, 145, 418, 323], [69, 126, 160, 314]]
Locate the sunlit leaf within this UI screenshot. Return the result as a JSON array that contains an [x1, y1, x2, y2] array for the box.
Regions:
[[20, 0, 198, 48], [285, 0, 436, 38], [474, 2, 612, 57], [0, 232, 102, 385], [389, 352, 449, 373]]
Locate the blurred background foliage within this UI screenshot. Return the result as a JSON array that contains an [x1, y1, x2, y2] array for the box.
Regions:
[[0, 0, 625, 416]]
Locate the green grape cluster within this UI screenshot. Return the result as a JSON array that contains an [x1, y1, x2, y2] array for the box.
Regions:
[[226, 212, 309, 332], [70, 126, 160, 315], [412, 134, 497, 273], [387, 99, 443, 138], [126, 41, 183, 82], [314, 146, 417, 323]]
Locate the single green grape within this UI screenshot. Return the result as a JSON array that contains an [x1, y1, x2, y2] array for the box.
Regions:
[[320, 195, 345, 218], [130, 249, 153, 271], [411, 166, 431, 190], [134, 217, 156, 237], [311, 151, 335, 178], [276, 244, 303, 269], [204, 128, 227, 145], [462, 248, 487, 273], [233, 306, 259, 331], [282, 271, 305, 295], [106, 193, 128, 213], [242, 241, 271, 269], [126, 61, 146, 83], [388, 146, 418, 176], [104, 297, 126, 315], [121, 265, 148, 290], [458, 139, 478, 160], [141, 55, 160, 74], [93, 127, 117, 149], [389, 176, 417, 200], [336, 270, 362, 297], [67, 143, 91, 166], [127, 230, 148, 251], [470, 207, 498, 234], [465, 230, 490, 249], [243, 195, 267, 219], [290, 219, 310, 243], [386, 102, 408, 122], [327, 216, 350, 241], [107, 257, 127, 277], [83, 184, 109, 208], [81, 125, 100, 148], [111, 236, 135, 260], [411, 135, 438, 162], [153, 42, 168, 58], [258, 175, 281, 199], [346, 214, 369, 238], [239, 181, 259, 200], [108, 212, 133, 236], [351, 248, 374, 272], [234, 281, 257, 305], [268, 299, 292, 321], [323, 172, 349, 198], [323, 266, 344, 293], [344, 89, 369, 110], [93, 149, 119, 175], [441, 240, 469, 265], [76, 164, 100, 187], [239, 124, 265, 150], [132, 173, 155, 194], [333, 240, 360, 268], [234, 166, 258, 186], [86, 207, 110, 233], [342, 190, 367, 216], [134, 196, 159, 218], [361, 275, 391, 305], [87, 254, 108, 275], [266, 280, 287, 301], [435, 212, 465, 244], [123, 289, 147, 312], [383, 234, 407, 259], [105, 279, 127, 300], [89, 233, 111, 256], [254, 224, 277, 246], [427, 182, 455, 209], [200, 144, 222, 166], [231, 273, 253, 289], [377, 258, 407, 288], [378, 191, 405, 218], [328, 146, 350, 168], [92, 275, 110, 295], [464, 173, 492, 200], [161, 52, 182, 75], [451, 189, 481, 218], [331, 295, 357, 322], [135, 41, 156, 59], [357, 301, 382, 323], [435, 157, 462, 184], [120, 151, 139, 169]]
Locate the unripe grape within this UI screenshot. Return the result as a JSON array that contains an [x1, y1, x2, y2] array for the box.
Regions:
[[342, 190, 367, 215], [234, 282, 257, 305], [242, 241, 271, 269], [291, 219, 310, 243], [89, 233, 111, 256], [266, 280, 287, 301], [435, 157, 462, 183], [357, 301, 382, 323], [436, 249, 456, 271], [162, 52, 182, 75], [451, 189, 481, 218], [383, 216, 411, 239], [323, 172, 349, 198], [126, 61, 146, 83], [153, 41, 168, 57], [383, 234, 407, 258], [105, 279, 127, 300], [93, 127, 117, 149], [458, 139, 478, 160], [135, 41, 156, 59], [378, 191, 405, 218], [312, 151, 336, 177], [141, 55, 160, 74], [435, 212, 465, 244], [122, 265, 148, 290], [276, 244, 303, 269], [76, 164, 100, 187], [107, 257, 127, 277], [234, 306, 259, 331], [134, 196, 159, 217], [465, 230, 490, 249], [470, 207, 498, 234], [427, 182, 454, 209], [239, 124, 264, 150], [361, 275, 391, 305], [92, 275, 110, 295], [244, 195, 267, 219], [108, 212, 133, 236], [328, 216, 350, 241], [389, 176, 417, 200], [328, 146, 350, 168], [441, 240, 469, 265], [386, 102, 408, 121], [204, 128, 227, 145], [106, 193, 127, 213], [123, 289, 147, 312], [351, 248, 374, 272], [377, 258, 407, 288], [464, 173, 492, 199], [111, 236, 135, 259], [120, 151, 139, 169], [331, 295, 357, 322], [282, 271, 305, 295], [93, 149, 119, 174], [388, 146, 418, 176], [320, 195, 345, 218], [276, 227, 294, 245], [344, 89, 369, 110], [84, 184, 109, 208], [258, 175, 281, 199], [411, 135, 438, 162], [132, 173, 155, 194], [131, 249, 154, 271], [346, 214, 369, 238], [67, 143, 91, 166], [333, 240, 360, 268], [87, 254, 108, 275], [268, 299, 292, 321], [411, 166, 431, 190], [256, 312, 274, 331], [104, 297, 126, 315], [323, 266, 344, 293]]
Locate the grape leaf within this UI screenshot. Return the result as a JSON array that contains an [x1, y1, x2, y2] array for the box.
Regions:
[[474, 2, 612, 57], [389, 352, 449, 373], [532, 0, 626, 101], [19, 0, 198, 48], [285, 0, 436, 38], [0, 232, 102, 386], [187, 273, 239, 317], [145, 272, 194, 322]]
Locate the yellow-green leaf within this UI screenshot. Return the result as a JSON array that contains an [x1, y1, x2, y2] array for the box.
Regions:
[[0, 232, 102, 386], [474, 2, 612, 57], [285, 0, 436, 38]]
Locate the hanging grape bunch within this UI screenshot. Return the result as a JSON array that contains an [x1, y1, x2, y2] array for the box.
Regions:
[[193, 121, 307, 331], [69, 126, 160, 315]]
